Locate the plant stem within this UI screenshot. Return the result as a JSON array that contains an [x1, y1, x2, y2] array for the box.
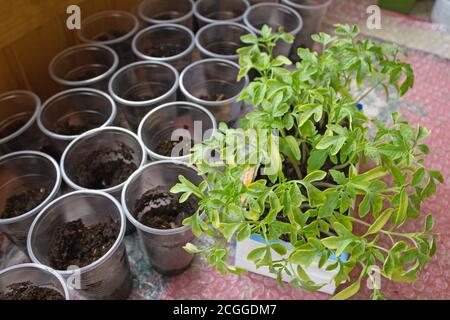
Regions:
[[355, 77, 386, 103], [313, 182, 339, 189]]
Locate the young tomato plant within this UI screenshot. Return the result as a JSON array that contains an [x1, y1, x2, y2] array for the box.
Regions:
[[171, 24, 443, 299]]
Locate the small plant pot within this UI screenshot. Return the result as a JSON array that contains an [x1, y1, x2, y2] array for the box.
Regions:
[[108, 61, 179, 131], [132, 24, 195, 72], [0, 91, 51, 155], [244, 3, 303, 57], [179, 59, 249, 126], [122, 161, 203, 275], [37, 88, 117, 156], [138, 102, 217, 162], [194, 0, 250, 27], [235, 234, 348, 295], [27, 191, 132, 300], [196, 22, 254, 61], [49, 44, 119, 91], [281, 0, 333, 53], [77, 10, 140, 67], [0, 263, 70, 300], [138, 0, 195, 30], [0, 151, 61, 252]]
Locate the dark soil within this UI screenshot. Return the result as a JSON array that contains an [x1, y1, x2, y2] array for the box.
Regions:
[[154, 137, 194, 157], [0, 188, 49, 219], [143, 43, 185, 58], [124, 92, 158, 102], [133, 186, 198, 229], [0, 281, 64, 300], [54, 117, 101, 136], [94, 30, 127, 42], [199, 93, 227, 102], [0, 118, 28, 139], [72, 142, 138, 189], [48, 217, 119, 270]]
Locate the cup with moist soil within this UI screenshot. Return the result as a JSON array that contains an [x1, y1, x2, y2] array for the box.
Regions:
[[196, 22, 255, 61], [78, 10, 140, 66], [49, 44, 119, 91], [0, 151, 61, 252], [108, 61, 179, 131], [37, 88, 117, 156], [0, 263, 69, 300], [138, 102, 217, 162], [194, 0, 250, 27], [132, 24, 195, 72], [243, 3, 303, 57], [122, 161, 203, 275], [138, 0, 195, 30], [0, 91, 51, 155], [27, 191, 132, 300], [179, 58, 249, 127]]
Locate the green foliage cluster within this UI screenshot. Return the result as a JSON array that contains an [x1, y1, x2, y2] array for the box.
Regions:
[[171, 25, 443, 299]]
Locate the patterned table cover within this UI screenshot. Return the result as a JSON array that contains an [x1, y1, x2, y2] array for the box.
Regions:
[[1, 0, 449, 300]]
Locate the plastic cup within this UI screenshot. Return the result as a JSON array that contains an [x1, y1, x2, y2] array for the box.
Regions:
[[281, 0, 332, 53], [0, 91, 50, 155], [244, 2, 303, 57], [249, 0, 280, 3], [138, 0, 195, 30], [132, 24, 195, 72], [108, 61, 179, 131], [138, 101, 217, 162], [0, 151, 61, 252], [37, 88, 117, 156], [196, 22, 254, 61], [60, 126, 146, 201], [0, 263, 70, 300], [179, 58, 249, 126], [77, 10, 140, 67], [122, 160, 203, 275], [49, 44, 119, 91], [27, 190, 132, 300], [194, 0, 250, 27]]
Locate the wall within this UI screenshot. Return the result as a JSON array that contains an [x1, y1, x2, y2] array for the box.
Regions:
[[0, 0, 140, 100]]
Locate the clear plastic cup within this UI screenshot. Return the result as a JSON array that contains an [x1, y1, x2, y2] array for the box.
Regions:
[[138, 0, 195, 30], [49, 44, 119, 91], [194, 0, 250, 27], [60, 126, 146, 201], [244, 2, 303, 57], [77, 10, 140, 67], [27, 190, 132, 300], [0, 263, 70, 300], [0, 151, 61, 252], [37, 88, 117, 156], [132, 24, 195, 72], [179, 58, 249, 126], [0, 91, 50, 155], [138, 102, 217, 161], [122, 160, 203, 275], [196, 22, 254, 61], [281, 0, 332, 52], [108, 61, 179, 131]]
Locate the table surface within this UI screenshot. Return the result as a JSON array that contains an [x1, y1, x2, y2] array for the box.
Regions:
[[1, 0, 449, 300]]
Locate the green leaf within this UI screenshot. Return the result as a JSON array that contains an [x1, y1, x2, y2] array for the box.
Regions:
[[247, 247, 266, 262], [412, 167, 425, 186], [303, 170, 327, 183], [307, 149, 328, 173], [271, 242, 287, 256], [183, 243, 202, 254], [331, 280, 361, 300], [424, 214, 435, 231], [364, 208, 393, 236], [237, 224, 252, 242], [221, 222, 242, 241], [316, 135, 347, 155], [393, 187, 408, 225], [284, 135, 301, 161]]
